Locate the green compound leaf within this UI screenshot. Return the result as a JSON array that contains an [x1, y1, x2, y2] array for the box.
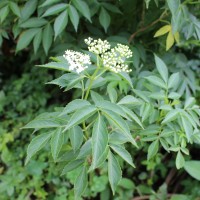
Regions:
[[184, 160, 200, 181], [74, 165, 88, 199], [68, 5, 79, 32], [42, 3, 67, 17], [73, 0, 91, 22], [176, 151, 185, 169], [16, 28, 40, 52], [23, 112, 69, 129], [9, 2, 21, 17], [42, 23, 53, 55], [99, 7, 110, 32], [26, 132, 52, 165], [33, 29, 42, 53], [147, 140, 159, 160], [51, 128, 64, 161], [145, 75, 167, 89], [54, 10, 68, 39], [91, 115, 108, 170], [108, 151, 122, 194], [61, 159, 84, 175], [69, 125, 83, 152], [64, 105, 97, 131], [154, 54, 169, 83], [110, 144, 135, 167], [102, 109, 138, 147]]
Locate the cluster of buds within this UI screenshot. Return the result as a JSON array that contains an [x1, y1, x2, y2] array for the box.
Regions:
[[63, 37, 133, 73], [84, 37, 111, 55], [101, 44, 132, 73]]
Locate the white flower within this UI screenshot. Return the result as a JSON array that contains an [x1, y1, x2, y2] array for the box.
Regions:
[[101, 44, 133, 73], [63, 50, 91, 73], [63, 38, 133, 74], [84, 37, 110, 54]]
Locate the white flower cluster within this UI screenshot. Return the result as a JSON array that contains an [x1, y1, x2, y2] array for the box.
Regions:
[[84, 37, 111, 54], [63, 37, 133, 73], [101, 44, 133, 73], [63, 50, 91, 73]]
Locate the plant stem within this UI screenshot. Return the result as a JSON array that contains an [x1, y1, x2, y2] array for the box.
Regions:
[[84, 56, 101, 100], [128, 10, 168, 43]]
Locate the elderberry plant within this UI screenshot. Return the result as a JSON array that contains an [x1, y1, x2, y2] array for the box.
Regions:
[[23, 38, 200, 199]]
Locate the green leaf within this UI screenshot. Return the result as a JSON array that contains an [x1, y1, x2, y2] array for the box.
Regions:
[[110, 144, 135, 167], [162, 109, 179, 124], [170, 195, 188, 200], [16, 28, 39, 52], [21, 0, 38, 20], [184, 97, 195, 109], [149, 92, 166, 100], [39, 0, 61, 8], [160, 138, 169, 152], [117, 95, 141, 106], [64, 105, 97, 131], [42, 3, 67, 17], [51, 128, 64, 161], [61, 99, 91, 116], [91, 115, 108, 170], [33, 29, 42, 54], [99, 7, 110, 32], [90, 91, 104, 103], [120, 105, 143, 129], [147, 140, 159, 160], [74, 165, 88, 199], [102, 109, 137, 147], [56, 150, 78, 162], [184, 160, 200, 181], [145, 76, 167, 89], [68, 5, 79, 32], [73, 0, 91, 22], [109, 132, 129, 145], [9, 2, 21, 17], [42, 23, 53, 55], [176, 151, 185, 169], [168, 92, 181, 100], [154, 54, 168, 83], [49, 73, 83, 90], [20, 18, 48, 28], [0, 6, 9, 23], [167, 0, 180, 16], [118, 72, 133, 88], [141, 103, 152, 122], [107, 86, 117, 103], [95, 100, 128, 120], [77, 139, 92, 159], [69, 126, 83, 152], [26, 132, 52, 165], [38, 61, 69, 71], [101, 3, 122, 14], [85, 77, 107, 89], [61, 159, 84, 175], [108, 151, 122, 194], [133, 89, 150, 102], [54, 11, 68, 39], [23, 112, 69, 129], [118, 178, 135, 190], [91, 146, 109, 169], [181, 115, 193, 141]]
